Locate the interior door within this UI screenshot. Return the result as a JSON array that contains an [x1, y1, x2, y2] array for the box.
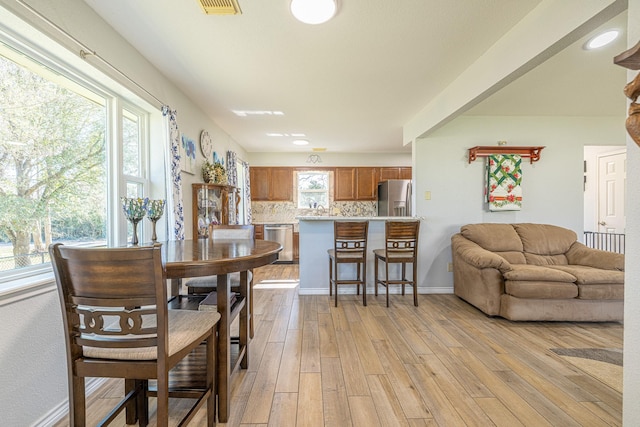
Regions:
[[598, 151, 626, 233]]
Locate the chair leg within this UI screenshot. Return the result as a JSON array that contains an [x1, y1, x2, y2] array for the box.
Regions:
[[385, 260, 390, 307], [374, 256, 379, 296], [70, 375, 86, 427], [413, 264, 419, 306], [156, 371, 169, 426], [334, 260, 339, 307], [328, 256, 333, 296], [137, 380, 149, 427], [401, 263, 406, 296], [206, 333, 216, 427], [362, 260, 367, 306], [249, 269, 255, 339], [356, 263, 361, 295]]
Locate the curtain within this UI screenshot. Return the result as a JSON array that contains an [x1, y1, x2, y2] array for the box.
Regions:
[[162, 106, 185, 240], [244, 161, 252, 224]]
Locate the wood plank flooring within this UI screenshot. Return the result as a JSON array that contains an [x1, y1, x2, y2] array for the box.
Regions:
[[54, 264, 623, 426]]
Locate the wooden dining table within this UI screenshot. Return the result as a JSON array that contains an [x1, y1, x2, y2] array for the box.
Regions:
[[158, 238, 282, 422]]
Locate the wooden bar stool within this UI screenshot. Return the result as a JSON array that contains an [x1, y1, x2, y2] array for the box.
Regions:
[[328, 221, 369, 306], [374, 220, 420, 307]]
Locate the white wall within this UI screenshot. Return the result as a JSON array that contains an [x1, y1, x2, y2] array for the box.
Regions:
[[413, 115, 624, 291], [0, 1, 248, 425]]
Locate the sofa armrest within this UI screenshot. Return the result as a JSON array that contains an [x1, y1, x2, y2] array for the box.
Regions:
[[566, 242, 624, 271], [451, 233, 512, 273]]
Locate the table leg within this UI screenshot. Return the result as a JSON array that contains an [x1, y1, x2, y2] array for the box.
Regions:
[[170, 278, 182, 299], [239, 270, 249, 369], [216, 273, 230, 423]]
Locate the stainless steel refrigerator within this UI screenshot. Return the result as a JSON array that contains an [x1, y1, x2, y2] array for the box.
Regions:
[[377, 179, 412, 216]]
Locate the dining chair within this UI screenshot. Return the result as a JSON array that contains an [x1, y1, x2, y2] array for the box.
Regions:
[[185, 224, 256, 337], [373, 220, 421, 307], [49, 242, 219, 427], [328, 220, 369, 306]]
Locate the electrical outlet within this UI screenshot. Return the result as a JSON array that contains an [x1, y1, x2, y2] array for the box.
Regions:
[[424, 191, 431, 200], [447, 262, 453, 272]]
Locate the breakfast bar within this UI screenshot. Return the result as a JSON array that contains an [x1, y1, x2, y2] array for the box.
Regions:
[[297, 216, 423, 295]]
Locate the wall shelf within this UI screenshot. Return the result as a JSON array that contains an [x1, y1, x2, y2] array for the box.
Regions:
[[468, 146, 545, 164]]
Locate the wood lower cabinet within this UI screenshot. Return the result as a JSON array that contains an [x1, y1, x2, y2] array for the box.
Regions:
[[293, 231, 299, 262], [250, 167, 293, 201], [254, 224, 264, 240]]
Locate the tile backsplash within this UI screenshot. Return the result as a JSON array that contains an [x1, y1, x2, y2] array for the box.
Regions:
[[251, 201, 377, 224]]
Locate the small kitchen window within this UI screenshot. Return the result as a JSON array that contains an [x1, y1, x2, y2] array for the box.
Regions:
[[297, 171, 329, 209]]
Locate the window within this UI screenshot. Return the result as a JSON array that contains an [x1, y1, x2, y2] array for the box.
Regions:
[[297, 171, 329, 209], [0, 30, 150, 282]]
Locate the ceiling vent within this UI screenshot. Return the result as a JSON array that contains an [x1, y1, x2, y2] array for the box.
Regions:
[[197, 0, 242, 15]]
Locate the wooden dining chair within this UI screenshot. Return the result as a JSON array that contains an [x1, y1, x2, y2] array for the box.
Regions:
[[185, 224, 257, 337], [49, 242, 219, 427], [373, 220, 421, 307], [328, 221, 369, 306]]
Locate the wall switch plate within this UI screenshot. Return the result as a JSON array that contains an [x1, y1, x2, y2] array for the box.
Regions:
[[424, 191, 431, 200], [447, 262, 453, 272]]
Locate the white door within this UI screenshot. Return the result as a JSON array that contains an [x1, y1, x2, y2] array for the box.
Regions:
[[597, 151, 626, 233]]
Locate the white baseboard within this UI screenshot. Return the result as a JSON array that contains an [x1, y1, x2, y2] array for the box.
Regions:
[[34, 377, 107, 427], [298, 286, 453, 295]]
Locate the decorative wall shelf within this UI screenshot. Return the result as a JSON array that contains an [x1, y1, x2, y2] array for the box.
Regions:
[[468, 146, 545, 164]]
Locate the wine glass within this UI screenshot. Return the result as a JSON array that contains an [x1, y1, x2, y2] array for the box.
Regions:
[[146, 199, 166, 242], [121, 197, 148, 245]]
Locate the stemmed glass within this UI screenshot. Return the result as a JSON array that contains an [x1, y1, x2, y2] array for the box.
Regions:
[[121, 197, 149, 245], [146, 199, 166, 242]]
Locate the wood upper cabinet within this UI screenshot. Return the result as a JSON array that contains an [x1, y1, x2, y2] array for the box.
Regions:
[[334, 167, 356, 200], [379, 167, 412, 181], [250, 167, 293, 201], [355, 167, 378, 200]]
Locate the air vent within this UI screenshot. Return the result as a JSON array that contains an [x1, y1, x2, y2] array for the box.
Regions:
[[197, 0, 242, 15]]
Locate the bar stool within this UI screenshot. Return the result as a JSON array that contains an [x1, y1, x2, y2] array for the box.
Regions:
[[328, 221, 369, 306], [374, 220, 420, 307]]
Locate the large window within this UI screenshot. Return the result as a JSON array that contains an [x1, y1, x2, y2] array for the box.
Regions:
[[0, 34, 149, 280]]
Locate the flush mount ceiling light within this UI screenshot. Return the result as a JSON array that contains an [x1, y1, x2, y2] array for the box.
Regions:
[[292, 139, 309, 145], [290, 0, 337, 25], [584, 29, 620, 50]]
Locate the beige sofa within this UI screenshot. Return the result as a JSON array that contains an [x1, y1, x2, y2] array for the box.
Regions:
[[451, 223, 624, 322]]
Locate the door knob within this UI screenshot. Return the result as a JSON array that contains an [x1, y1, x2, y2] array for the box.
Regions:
[[598, 221, 606, 226]]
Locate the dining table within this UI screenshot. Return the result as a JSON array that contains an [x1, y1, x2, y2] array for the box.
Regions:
[[158, 238, 282, 422]]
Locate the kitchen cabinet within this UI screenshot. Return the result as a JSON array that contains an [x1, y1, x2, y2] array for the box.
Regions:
[[334, 167, 356, 200], [250, 167, 293, 201], [254, 224, 264, 240], [293, 231, 299, 262], [335, 167, 378, 201], [379, 167, 412, 181], [192, 183, 236, 238], [356, 167, 378, 200]]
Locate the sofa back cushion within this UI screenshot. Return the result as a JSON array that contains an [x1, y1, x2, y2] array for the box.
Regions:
[[460, 223, 526, 264], [513, 224, 576, 265]]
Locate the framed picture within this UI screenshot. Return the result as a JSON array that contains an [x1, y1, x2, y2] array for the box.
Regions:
[[180, 133, 197, 175]]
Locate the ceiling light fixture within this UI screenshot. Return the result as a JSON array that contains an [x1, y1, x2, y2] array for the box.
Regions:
[[293, 139, 309, 145], [290, 0, 337, 25], [584, 29, 620, 50]]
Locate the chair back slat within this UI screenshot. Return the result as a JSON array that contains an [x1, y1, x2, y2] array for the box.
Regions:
[[50, 243, 166, 352], [385, 221, 420, 257], [334, 221, 369, 256]]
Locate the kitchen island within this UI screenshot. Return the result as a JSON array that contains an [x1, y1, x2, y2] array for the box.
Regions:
[[297, 216, 423, 295]]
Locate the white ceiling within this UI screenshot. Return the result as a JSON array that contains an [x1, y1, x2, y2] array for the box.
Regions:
[[83, 0, 627, 154]]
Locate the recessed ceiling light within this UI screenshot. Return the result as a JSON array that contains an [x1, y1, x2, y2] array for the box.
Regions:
[[290, 0, 337, 25], [584, 29, 620, 50], [233, 110, 284, 117], [292, 139, 309, 146]]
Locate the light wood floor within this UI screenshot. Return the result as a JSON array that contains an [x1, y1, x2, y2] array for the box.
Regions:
[[55, 263, 623, 426]]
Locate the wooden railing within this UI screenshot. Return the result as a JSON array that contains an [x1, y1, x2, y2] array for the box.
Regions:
[[583, 231, 625, 254]]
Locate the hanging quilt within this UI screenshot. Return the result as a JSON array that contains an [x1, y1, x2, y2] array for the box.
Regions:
[[487, 154, 522, 211]]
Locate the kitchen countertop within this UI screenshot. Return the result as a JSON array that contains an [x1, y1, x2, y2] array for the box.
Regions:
[[297, 216, 423, 221]]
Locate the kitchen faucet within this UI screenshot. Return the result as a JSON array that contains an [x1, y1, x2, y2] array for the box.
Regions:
[[315, 205, 326, 215]]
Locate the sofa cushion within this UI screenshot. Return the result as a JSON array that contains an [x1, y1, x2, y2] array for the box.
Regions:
[[547, 265, 624, 285], [505, 281, 578, 299], [578, 284, 624, 300], [524, 253, 569, 266], [460, 223, 523, 252], [503, 264, 576, 282], [513, 223, 576, 256]]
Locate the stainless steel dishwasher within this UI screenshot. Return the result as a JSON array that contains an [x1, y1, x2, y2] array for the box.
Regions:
[[264, 224, 293, 262]]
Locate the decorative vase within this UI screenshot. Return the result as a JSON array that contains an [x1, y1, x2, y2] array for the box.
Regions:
[[146, 199, 166, 242], [121, 197, 149, 245]]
